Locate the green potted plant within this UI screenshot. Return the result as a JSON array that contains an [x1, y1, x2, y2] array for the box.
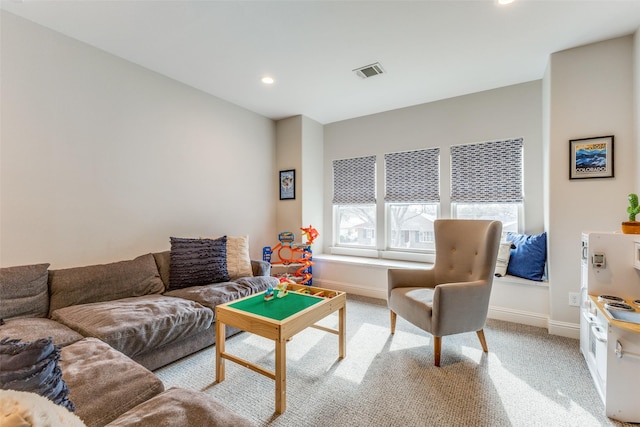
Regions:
[[622, 193, 640, 234]]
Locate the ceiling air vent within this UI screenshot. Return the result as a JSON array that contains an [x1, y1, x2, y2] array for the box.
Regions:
[[353, 62, 385, 79]]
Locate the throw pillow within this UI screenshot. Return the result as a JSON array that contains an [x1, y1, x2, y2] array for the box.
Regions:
[[0, 337, 75, 413], [222, 235, 253, 280], [169, 236, 229, 290], [506, 231, 547, 281], [0, 263, 50, 320], [494, 241, 515, 277]]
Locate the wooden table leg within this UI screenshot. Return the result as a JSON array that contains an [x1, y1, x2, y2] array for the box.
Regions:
[[216, 320, 226, 383], [338, 306, 346, 359], [274, 338, 286, 414]]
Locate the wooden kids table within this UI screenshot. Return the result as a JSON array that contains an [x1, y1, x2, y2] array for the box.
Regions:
[[215, 284, 346, 414]]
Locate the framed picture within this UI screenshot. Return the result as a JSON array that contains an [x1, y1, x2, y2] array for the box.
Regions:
[[569, 135, 614, 180], [279, 169, 295, 200]]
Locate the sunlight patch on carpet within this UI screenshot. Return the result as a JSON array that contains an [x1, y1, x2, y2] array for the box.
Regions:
[[459, 345, 484, 363], [388, 330, 431, 351], [334, 323, 388, 384], [487, 355, 604, 426]]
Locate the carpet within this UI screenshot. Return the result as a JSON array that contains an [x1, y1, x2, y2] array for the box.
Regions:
[[155, 295, 633, 427]]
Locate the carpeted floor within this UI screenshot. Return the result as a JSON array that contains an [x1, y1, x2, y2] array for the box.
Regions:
[[155, 295, 635, 427]]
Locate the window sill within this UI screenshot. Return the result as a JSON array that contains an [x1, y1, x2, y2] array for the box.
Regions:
[[329, 247, 435, 263], [313, 253, 432, 270], [494, 275, 549, 288], [315, 254, 549, 287]]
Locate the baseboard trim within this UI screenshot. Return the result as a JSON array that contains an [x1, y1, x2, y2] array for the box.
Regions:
[[313, 279, 580, 339], [487, 306, 549, 329], [312, 279, 387, 300], [547, 319, 580, 339]]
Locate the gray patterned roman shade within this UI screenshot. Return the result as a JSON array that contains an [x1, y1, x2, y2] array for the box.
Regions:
[[451, 138, 523, 203], [332, 156, 376, 205], [384, 148, 440, 203]]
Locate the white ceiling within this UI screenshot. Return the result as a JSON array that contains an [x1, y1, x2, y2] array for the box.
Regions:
[[2, 0, 640, 124]]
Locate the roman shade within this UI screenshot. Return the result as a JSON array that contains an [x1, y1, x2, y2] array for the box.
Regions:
[[332, 155, 376, 205], [384, 148, 440, 203], [451, 138, 523, 203]]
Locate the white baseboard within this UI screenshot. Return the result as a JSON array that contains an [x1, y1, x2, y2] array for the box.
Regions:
[[313, 279, 580, 339], [487, 306, 549, 329], [547, 319, 580, 339], [312, 279, 387, 300]]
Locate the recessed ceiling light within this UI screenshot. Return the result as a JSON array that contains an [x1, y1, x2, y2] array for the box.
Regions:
[[497, 0, 515, 5], [261, 76, 275, 85]]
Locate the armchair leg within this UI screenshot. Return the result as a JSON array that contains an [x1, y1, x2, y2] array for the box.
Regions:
[[390, 311, 397, 334], [433, 336, 441, 367], [476, 329, 488, 352]]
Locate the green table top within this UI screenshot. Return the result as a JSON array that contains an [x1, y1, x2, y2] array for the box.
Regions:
[[228, 291, 322, 321]]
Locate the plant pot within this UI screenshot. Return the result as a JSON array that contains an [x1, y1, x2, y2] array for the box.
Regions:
[[622, 221, 640, 234]]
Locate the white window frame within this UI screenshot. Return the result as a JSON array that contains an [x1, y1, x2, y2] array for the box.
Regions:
[[385, 202, 439, 254], [451, 202, 524, 234]]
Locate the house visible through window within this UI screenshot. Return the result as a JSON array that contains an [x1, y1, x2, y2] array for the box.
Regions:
[[331, 139, 523, 258], [385, 148, 440, 251], [451, 138, 523, 233], [332, 156, 376, 248]]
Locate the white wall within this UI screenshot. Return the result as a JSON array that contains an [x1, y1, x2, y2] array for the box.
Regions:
[[273, 115, 324, 250], [322, 80, 545, 249], [316, 81, 547, 325], [0, 12, 277, 268], [547, 36, 635, 332], [275, 116, 303, 237], [636, 28, 640, 189], [300, 116, 324, 250]]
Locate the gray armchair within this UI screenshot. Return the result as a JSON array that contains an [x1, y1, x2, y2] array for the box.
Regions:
[[387, 219, 502, 366]]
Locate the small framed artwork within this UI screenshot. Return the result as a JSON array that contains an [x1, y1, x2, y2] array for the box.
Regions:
[[279, 169, 295, 200], [569, 135, 614, 180]]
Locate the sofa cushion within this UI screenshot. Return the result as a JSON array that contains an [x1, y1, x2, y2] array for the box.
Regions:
[[169, 236, 229, 290], [60, 338, 164, 427], [0, 318, 83, 347], [152, 251, 172, 290], [0, 263, 50, 320], [51, 295, 213, 357], [48, 254, 165, 315], [164, 276, 278, 313], [106, 387, 255, 427], [0, 337, 75, 412]]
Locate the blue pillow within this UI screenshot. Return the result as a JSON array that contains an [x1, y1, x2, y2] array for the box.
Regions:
[[506, 232, 547, 281]]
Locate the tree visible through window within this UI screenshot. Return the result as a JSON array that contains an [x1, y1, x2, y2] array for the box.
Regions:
[[451, 138, 523, 232], [385, 148, 440, 252], [388, 203, 438, 250], [336, 205, 376, 246], [333, 156, 377, 248]]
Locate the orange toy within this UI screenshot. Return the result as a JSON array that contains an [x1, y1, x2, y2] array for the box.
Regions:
[[263, 226, 318, 285]]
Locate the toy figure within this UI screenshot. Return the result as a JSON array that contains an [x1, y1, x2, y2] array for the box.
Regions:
[[264, 287, 274, 301], [276, 281, 289, 298]]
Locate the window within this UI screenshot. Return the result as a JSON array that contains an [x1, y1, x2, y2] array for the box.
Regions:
[[388, 203, 438, 250], [335, 205, 376, 246], [332, 156, 376, 248], [385, 148, 440, 251], [452, 203, 519, 233], [451, 138, 523, 232]]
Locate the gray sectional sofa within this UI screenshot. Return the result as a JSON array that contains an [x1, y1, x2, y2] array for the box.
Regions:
[[0, 248, 279, 426]]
